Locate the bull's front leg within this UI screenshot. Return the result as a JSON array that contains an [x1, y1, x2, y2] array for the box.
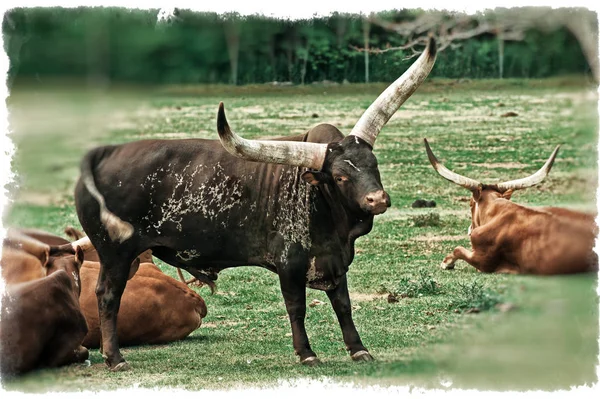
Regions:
[[277, 248, 319, 365], [326, 274, 373, 362]]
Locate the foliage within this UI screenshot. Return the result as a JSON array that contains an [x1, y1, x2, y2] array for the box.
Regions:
[[2, 7, 592, 86], [381, 269, 443, 298], [451, 280, 504, 312], [410, 212, 441, 227]]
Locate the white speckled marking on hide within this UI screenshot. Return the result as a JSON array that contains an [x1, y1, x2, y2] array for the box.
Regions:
[[143, 162, 244, 233], [71, 271, 79, 289], [176, 249, 201, 262], [306, 256, 318, 282], [270, 166, 313, 262]]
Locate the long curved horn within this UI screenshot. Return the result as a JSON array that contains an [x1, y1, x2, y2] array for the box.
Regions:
[[424, 138, 481, 191], [496, 146, 560, 192], [349, 36, 437, 147], [217, 103, 328, 170]]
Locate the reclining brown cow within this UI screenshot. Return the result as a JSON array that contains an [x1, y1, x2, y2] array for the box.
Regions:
[[0, 231, 89, 376], [11, 227, 208, 349], [424, 139, 598, 275]]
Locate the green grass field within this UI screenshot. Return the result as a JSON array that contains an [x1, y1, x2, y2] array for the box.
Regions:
[[2, 77, 598, 392]]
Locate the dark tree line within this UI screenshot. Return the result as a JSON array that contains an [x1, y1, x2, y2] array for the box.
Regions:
[[2, 7, 593, 86]]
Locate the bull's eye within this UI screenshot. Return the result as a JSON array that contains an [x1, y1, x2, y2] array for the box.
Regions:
[[335, 176, 347, 183]]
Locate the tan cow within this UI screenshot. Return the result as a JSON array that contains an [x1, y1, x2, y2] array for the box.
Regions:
[[79, 261, 207, 348], [424, 139, 598, 275], [14, 227, 208, 349], [0, 233, 88, 376]]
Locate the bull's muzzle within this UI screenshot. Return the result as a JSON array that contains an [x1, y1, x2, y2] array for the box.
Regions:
[[363, 190, 391, 215]]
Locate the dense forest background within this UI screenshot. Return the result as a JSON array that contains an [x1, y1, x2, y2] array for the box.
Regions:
[[2, 7, 596, 86]]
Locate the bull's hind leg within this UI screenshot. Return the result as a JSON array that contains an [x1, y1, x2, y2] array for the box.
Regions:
[[326, 275, 373, 362], [95, 253, 137, 371]]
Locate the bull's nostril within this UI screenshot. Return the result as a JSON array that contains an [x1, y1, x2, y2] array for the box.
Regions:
[[366, 196, 375, 203]]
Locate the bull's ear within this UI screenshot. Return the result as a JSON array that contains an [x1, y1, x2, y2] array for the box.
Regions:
[[502, 189, 514, 200], [302, 171, 327, 186]]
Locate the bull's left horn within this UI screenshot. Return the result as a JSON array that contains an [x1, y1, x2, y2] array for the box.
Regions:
[[424, 139, 481, 191], [349, 36, 437, 147], [496, 145, 560, 192], [217, 102, 328, 170]]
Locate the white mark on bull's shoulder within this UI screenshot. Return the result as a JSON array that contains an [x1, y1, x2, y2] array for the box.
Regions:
[[176, 249, 201, 262], [343, 159, 361, 171], [270, 166, 313, 262], [328, 148, 333, 153], [355, 136, 359, 144]]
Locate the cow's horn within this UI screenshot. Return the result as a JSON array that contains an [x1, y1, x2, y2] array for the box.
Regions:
[[424, 139, 481, 191], [496, 146, 560, 192], [217, 102, 328, 170], [349, 36, 437, 147]]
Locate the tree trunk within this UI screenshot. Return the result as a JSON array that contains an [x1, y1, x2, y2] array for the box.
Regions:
[[563, 13, 599, 83], [300, 39, 310, 85], [224, 18, 240, 85], [497, 32, 504, 79], [363, 17, 370, 83]]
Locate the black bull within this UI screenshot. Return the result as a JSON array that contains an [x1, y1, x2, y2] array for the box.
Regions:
[[76, 124, 386, 366], [75, 39, 437, 371]]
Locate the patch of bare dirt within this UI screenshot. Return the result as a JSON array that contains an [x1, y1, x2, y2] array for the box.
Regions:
[[349, 292, 387, 302], [411, 234, 467, 243]]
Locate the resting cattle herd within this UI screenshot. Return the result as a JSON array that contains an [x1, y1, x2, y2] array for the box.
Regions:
[[73, 38, 437, 370], [0, 230, 88, 376], [424, 139, 598, 275], [6, 227, 208, 351]]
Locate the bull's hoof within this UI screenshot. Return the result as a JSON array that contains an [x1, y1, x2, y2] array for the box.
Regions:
[[300, 356, 321, 366], [440, 261, 455, 270], [351, 350, 374, 362], [110, 361, 131, 372]]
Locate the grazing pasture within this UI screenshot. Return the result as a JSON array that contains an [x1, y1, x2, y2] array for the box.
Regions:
[[2, 77, 598, 391]]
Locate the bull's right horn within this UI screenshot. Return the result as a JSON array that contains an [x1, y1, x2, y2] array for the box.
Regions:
[[217, 103, 328, 170], [349, 36, 437, 147], [424, 138, 481, 191]]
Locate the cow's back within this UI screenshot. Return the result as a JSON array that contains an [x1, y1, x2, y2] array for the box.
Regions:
[[80, 261, 206, 348], [0, 247, 46, 284]]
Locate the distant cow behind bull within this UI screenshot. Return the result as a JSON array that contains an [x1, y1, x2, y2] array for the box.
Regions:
[[424, 139, 598, 275]]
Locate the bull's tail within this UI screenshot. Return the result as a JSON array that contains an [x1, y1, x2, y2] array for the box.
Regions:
[[80, 147, 134, 243]]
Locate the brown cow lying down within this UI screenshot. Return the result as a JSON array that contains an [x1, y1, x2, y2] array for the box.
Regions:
[[424, 139, 598, 275], [0, 232, 88, 376], [80, 261, 207, 348], [13, 227, 208, 349]]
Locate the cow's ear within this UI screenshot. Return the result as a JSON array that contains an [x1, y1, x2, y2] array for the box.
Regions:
[[502, 189, 514, 200], [302, 171, 326, 186], [74, 245, 84, 265], [472, 185, 483, 201], [127, 258, 141, 280]]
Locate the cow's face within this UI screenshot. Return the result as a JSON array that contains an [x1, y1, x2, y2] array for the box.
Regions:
[[302, 136, 391, 215], [468, 187, 513, 234], [46, 246, 84, 296]]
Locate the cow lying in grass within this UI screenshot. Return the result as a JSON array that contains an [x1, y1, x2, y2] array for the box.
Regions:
[[0, 230, 88, 376], [13, 227, 207, 349], [424, 139, 598, 275]]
